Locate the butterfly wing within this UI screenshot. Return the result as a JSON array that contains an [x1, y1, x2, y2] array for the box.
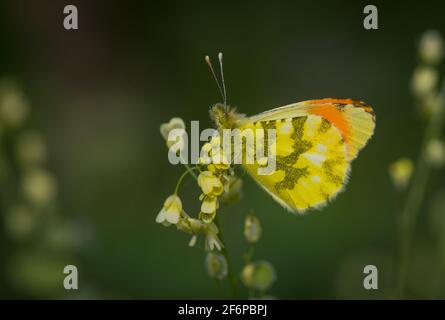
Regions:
[[240, 98, 375, 213]]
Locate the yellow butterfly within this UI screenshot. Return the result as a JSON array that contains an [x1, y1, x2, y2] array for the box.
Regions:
[[206, 54, 376, 214]]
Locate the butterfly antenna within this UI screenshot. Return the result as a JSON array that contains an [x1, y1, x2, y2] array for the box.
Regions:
[[205, 55, 225, 103], [218, 52, 228, 111]]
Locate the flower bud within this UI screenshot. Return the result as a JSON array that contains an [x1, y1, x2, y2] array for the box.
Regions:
[[411, 66, 438, 98], [419, 30, 443, 65], [241, 261, 276, 292], [160, 117, 185, 140], [22, 169, 57, 206], [198, 171, 224, 196], [156, 194, 182, 225], [244, 213, 262, 243], [426, 139, 445, 167], [0, 82, 29, 128], [389, 158, 413, 190], [160, 117, 186, 149], [205, 252, 228, 280]]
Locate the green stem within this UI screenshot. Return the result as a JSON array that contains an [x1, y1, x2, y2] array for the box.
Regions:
[[244, 244, 256, 298], [174, 167, 198, 195], [183, 162, 198, 180], [178, 151, 198, 180], [170, 141, 239, 297], [244, 244, 255, 265], [398, 84, 445, 296], [215, 216, 240, 299]]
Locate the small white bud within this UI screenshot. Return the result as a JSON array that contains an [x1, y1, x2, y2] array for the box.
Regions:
[[419, 30, 444, 65], [426, 139, 445, 167], [411, 66, 438, 98], [241, 261, 276, 292], [389, 157, 414, 190], [244, 213, 262, 244], [22, 169, 57, 206], [205, 252, 227, 280]]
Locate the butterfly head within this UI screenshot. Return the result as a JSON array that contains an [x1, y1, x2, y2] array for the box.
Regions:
[[210, 103, 243, 130], [205, 53, 244, 129]]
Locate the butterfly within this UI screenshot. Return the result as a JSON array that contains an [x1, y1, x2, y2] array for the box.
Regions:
[[206, 54, 376, 214]]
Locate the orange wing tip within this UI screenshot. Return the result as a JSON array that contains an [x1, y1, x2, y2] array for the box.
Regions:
[[307, 98, 375, 117], [307, 99, 375, 151], [308, 103, 351, 144]]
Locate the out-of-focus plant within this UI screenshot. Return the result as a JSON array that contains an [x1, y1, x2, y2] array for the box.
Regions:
[[429, 190, 445, 295], [389, 158, 414, 191], [0, 79, 85, 298], [392, 30, 445, 297], [157, 119, 276, 299], [241, 212, 275, 299]]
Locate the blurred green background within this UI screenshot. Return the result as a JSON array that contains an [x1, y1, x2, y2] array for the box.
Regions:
[[0, 0, 444, 299]]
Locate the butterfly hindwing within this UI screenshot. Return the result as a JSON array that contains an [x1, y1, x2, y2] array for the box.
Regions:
[[239, 98, 375, 213]]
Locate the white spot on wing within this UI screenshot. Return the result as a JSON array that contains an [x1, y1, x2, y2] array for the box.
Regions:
[[316, 143, 327, 153], [305, 115, 322, 137], [303, 152, 326, 165], [280, 123, 292, 134]]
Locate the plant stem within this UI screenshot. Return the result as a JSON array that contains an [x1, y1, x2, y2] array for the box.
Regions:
[[244, 244, 256, 299], [178, 150, 239, 297], [183, 162, 198, 180], [176, 144, 240, 297], [398, 85, 445, 296], [244, 244, 255, 265], [215, 216, 240, 299], [174, 166, 198, 195]]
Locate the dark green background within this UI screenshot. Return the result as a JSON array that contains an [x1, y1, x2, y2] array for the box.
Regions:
[[0, 0, 444, 299]]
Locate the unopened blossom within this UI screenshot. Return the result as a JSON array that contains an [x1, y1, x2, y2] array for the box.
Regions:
[[426, 139, 445, 167], [0, 83, 29, 128], [160, 117, 186, 148], [419, 30, 443, 65], [411, 66, 438, 98], [22, 169, 57, 206], [244, 213, 262, 244], [198, 171, 224, 196], [241, 261, 276, 292], [389, 158, 414, 190], [199, 194, 218, 223], [156, 195, 182, 225], [205, 252, 228, 280]]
